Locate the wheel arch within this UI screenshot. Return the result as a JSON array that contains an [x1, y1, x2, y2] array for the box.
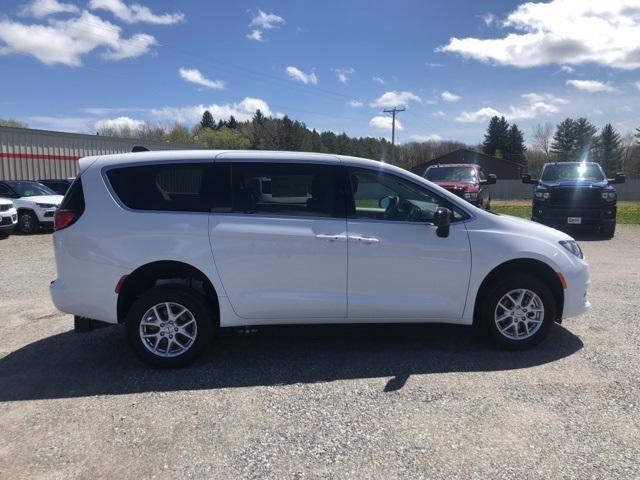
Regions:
[[473, 258, 564, 324], [117, 260, 220, 325]]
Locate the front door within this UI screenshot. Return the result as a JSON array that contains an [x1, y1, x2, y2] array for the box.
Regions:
[[346, 167, 472, 320], [209, 161, 347, 320]]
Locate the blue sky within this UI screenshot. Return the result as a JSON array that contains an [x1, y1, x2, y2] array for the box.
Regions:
[[1, 0, 639, 145]]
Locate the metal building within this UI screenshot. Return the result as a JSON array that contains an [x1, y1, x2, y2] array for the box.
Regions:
[[409, 148, 524, 179], [0, 126, 200, 181]]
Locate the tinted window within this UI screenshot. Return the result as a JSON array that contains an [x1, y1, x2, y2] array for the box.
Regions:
[[60, 178, 85, 215], [541, 163, 605, 182], [107, 163, 209, 212], [0, 183, 13, 197], [349, 168, 467, 222], [230, 163, 344, 218], [5, 181, 56, 197]]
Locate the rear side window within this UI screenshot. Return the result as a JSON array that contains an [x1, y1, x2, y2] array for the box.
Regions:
[[60, 177, 85, 214], [107, 163, 209, 212], [230, 163, 344, 218]]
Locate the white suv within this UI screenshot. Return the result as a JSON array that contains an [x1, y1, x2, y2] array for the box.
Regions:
[[50, 151, 590, 367], [0, 198, 18, 236], [0, 181, 64, 234]]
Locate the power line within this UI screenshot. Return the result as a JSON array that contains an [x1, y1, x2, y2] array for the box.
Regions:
[[383, 107, 405, 146]]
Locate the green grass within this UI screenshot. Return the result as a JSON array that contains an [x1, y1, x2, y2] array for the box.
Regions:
[[492, 201, 640, 224]]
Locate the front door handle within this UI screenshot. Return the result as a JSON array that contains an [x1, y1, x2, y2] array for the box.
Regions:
[[349, 235, 380, 244], [316, 233, 347, 242]]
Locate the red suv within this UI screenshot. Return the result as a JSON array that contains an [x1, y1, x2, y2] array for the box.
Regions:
[[424, 163, 496, 209]]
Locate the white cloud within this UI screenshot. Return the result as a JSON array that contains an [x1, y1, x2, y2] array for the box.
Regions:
[[456, 107, 503, 123], [456, 91, 566, 123], [249, 10, 285, 30], [370, 90, 421, 108], [372, 76, 385, 84], [439, 0, 640, 70], [179, 68, 225, 90], [369, 116, 403, 132], [82, 107, 146, 115], [21, 0, 79, 18], [560, 65, 574, 73], [151, 97, 273, 124], [246, 29, 263, 42], [441, 90, 461, 102], [88, 0, 184, 24], [94, 116, 145, 131], [425, 62, 444, 67], [432, 110, 446, 117], [29, 116, 93, 131], [592, 109, 604, 115], [566, 79, 616, 92], [410, 133, 443, 142], [480, 12, 495, 26], [348, 100, 364, 107], [0, 11, 156, 66], [636, 81, 640, 91], [334, 67, 354, 84], [286, 66, 317, 84]]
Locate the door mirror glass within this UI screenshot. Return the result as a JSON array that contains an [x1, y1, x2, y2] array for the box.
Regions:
[[433, 207, 451, 238]]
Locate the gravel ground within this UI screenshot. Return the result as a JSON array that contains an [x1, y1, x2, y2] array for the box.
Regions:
[[0, 227, 639, 479]]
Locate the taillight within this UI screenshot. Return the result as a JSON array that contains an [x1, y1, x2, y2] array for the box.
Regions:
[[54, 210, 76, 230]]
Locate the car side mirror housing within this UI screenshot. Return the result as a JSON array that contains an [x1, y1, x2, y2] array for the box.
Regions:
[[522, 173, 537, 185], [485, 174, 497, 185], [433, 207, 451, 238], [609, 172, 626, 184]]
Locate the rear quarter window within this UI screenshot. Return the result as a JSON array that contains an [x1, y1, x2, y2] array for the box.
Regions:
[[106, 163, 210, 212]]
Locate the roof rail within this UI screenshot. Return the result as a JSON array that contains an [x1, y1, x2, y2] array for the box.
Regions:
[[132, 145, 150, 152]]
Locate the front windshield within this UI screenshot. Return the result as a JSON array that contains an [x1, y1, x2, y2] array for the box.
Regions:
[[426, 166, 476, 182], [540, 163, 605, 182], [6, 181, 57, 197]]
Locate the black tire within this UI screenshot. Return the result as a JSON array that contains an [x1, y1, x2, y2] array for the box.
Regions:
[[17, 210, 38, 234], [126, 285, 214, 368], [481, 273, 556, 349], [600, 224, 615, 239]]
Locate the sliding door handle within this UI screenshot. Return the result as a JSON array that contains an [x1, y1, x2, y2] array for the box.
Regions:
[[349, 235, 380, 244], [315, 233, 347, 242]]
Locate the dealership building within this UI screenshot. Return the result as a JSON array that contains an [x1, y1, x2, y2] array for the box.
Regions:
[[0, 126, 196, 181]]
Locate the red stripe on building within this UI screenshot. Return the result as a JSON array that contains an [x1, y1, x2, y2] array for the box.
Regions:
[[0, 152, 80, 161]]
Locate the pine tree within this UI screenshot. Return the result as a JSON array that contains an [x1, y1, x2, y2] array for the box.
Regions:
[[573, 117, 598, 161], [227, 116, 238, 129], [200, 110, 215, 130], [551, 118, 576, 161], [595, 123, 624, 176], [506, 123, 526, 164], [482, 116, 510, 158]]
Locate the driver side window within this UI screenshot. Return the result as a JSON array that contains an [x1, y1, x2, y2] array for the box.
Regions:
[[348, 169, 465, 223]]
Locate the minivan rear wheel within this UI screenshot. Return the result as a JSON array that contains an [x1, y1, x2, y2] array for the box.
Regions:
[[126, 286, 213, 367], [481, 273, 556, 349]]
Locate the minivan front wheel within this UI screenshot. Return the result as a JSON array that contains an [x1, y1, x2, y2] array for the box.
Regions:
[[126, 286, 213, 367], [481, 274, 556, 349]]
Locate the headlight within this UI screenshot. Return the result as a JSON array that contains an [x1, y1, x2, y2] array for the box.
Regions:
[[534, 191, 550, 200], [36, 203, 57, 209], [464, 192, 478, 199], [601, 192, 616, 201], [559, 240, 583, 259]]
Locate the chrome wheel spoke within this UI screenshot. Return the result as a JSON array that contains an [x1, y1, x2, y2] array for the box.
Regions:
[[494, 289, 544, 341]]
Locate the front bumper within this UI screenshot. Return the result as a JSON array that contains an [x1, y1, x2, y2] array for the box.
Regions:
[[0, 212, 18, 233], [532, 203, 616, 227], [561, 258, 591, 320]]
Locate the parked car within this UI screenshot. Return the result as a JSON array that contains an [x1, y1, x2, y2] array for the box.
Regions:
[[50, 151, 590, 367], [522, 162, 625, 238], [0, 180, 64, 234], [38, 178, 74, 196], [0, 198, 18, 237], [424, 163, 496, 209]]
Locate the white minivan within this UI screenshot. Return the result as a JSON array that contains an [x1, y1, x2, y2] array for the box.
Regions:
[[50, 151, 590, 367]]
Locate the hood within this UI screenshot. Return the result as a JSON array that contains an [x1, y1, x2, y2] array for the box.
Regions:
[[0, 198, 14, 206], [434, 181, 477, 191], [539, 179, 609, 189], [17, 195, 64, 205], [488, 212, 572, 242]]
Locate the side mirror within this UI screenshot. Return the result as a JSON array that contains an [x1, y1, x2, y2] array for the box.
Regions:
[[433, 207, 451, 238], [485, 174, 497, 185], [609, 172, 626, 184], [379, 196, 392, 210], [522, 173, 537, 185]]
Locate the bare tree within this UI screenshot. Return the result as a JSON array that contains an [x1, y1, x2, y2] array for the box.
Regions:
[[532, 122, 553, 160]]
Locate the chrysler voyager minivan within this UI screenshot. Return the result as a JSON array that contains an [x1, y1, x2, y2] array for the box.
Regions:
[[50, 151, 590, 367]]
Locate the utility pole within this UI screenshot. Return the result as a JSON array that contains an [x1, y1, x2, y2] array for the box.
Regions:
[[383, 107, 405, 146]]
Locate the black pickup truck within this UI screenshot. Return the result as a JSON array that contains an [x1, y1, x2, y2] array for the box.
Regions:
[[522, 162, 625, 238]]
